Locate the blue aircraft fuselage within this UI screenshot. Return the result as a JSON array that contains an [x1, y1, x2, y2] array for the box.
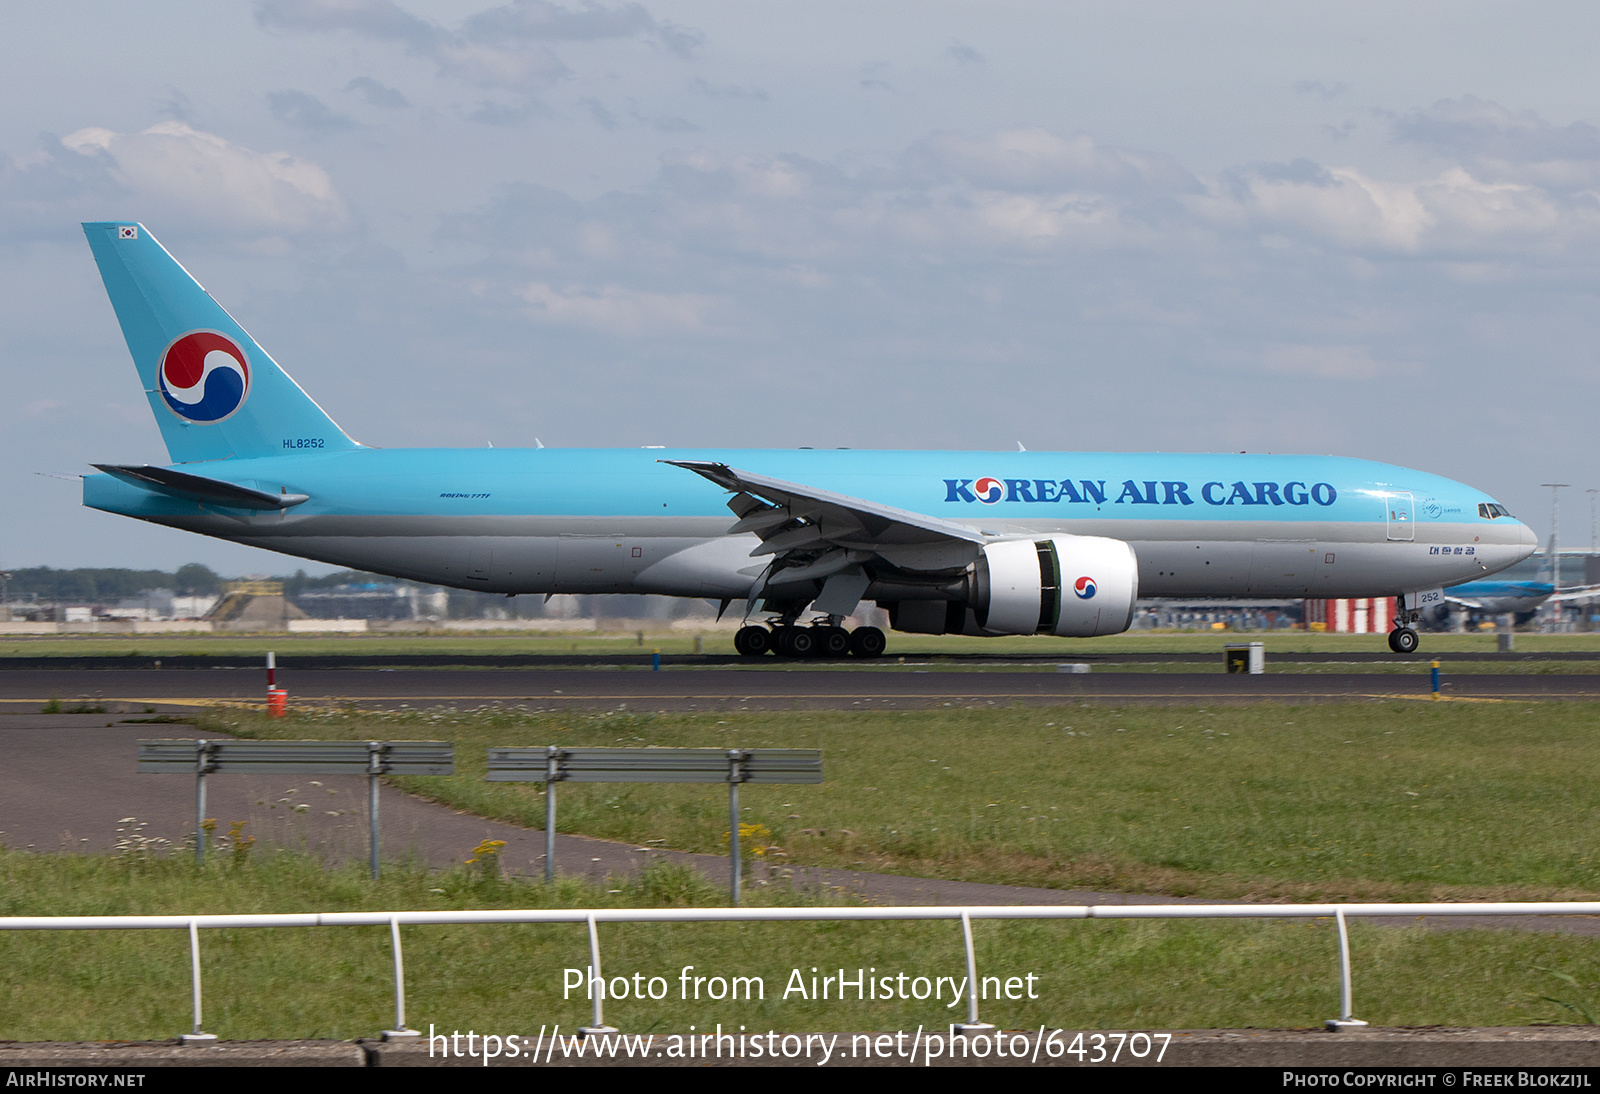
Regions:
[[76, 220, 1538, 646], [84, 445, 1536, 601]]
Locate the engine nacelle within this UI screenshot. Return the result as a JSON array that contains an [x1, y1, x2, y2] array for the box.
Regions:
[[974, 535, 1139, 637]]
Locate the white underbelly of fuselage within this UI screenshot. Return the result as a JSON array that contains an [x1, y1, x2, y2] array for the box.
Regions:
[[212, 514, 1514, 600]]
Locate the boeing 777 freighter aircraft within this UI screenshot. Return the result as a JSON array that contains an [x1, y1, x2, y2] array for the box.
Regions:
[[79, 222, 1537, 657]]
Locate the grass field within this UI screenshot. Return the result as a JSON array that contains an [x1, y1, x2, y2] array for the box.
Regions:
[[4, 850, 1600, 1038], [207, 701, 1600, 904], [13, 698, 1600, 1037]]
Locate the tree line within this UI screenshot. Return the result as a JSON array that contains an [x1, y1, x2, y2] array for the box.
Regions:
[[4, 566, 399, 602]]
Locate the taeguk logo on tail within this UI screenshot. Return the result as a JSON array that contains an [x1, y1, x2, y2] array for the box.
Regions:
[[1074, 576, 1097, 600], [158, 330, 251, 423]]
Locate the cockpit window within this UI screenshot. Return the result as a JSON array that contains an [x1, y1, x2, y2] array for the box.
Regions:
[[1478, 503, 1511, 519]]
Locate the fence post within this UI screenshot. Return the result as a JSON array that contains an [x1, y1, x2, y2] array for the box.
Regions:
[[727, 750, 747, 906], [579, 913, 618, 1036], [545, 746, 561, 882], [1325, 907, 1368, 1030], [382, 915, 420, 1040], [953, 910, 994, 1034], [193, 741, 215, 867], [367, 741, 385, 880], [179, 918, 216, 1043]]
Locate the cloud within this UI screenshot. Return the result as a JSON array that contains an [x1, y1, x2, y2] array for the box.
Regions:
[[254, 0, 429, 42], [463, 0, 701, 54], [346, 76, 410, 108], [568, 121, 1600, 265], [0, 135, 129, 228], [434, 117, 1600, 349], [519, 281, 718, 334], [906, 128, 1200, 196], [858, 62, 893, 92], [255, 0, 699, 90], [256, 0, 566, 89], [268, 90, 360, 132], [1394, 96, 1600, 165], [1225, 162, 1431, 250], [580, 97, 619, 129], [59, 122, 347, 233], [157, 88, 196, 122], [1392, 96, 1600, 189], [1220, 159, 1594, 254]]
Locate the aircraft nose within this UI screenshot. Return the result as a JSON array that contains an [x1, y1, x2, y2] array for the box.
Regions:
[[1514, 521, 1538, 558]]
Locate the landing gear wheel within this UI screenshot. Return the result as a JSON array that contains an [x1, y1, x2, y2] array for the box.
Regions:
[[849, 626, 887, 659], [781, 626, 816, 657], [734, 625, 772, 657], [815, 626, 851, 658], [1388, 627, 1420, 654]]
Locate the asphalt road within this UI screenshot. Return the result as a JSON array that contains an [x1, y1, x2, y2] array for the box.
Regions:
[[3, 666, 1600, 712]]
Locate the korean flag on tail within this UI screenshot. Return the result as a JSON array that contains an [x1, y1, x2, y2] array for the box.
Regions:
[[118, 226, 137, 240]]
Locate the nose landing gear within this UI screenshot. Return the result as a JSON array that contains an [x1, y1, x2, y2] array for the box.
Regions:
[[1387, 626, 1420, 654], [1388, 599, 1423, 654]]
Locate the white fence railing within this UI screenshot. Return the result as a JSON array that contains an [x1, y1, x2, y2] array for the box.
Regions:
[[5, 901, 1597, 1040]]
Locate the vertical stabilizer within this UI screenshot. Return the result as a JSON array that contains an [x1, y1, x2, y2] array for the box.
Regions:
[[82, 221, 358, 463]]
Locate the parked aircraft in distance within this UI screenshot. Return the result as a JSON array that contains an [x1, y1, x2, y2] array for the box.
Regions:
[[1442, 580, 1560, 617], [1442, 557, 1600, 618], [79, 223, 1537, 656]]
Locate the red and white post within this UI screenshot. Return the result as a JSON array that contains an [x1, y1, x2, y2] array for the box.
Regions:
[[266, 651, 287, 717]]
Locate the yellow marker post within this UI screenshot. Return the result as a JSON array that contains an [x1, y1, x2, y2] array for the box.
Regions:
[[1430, 660, 1441, 700]]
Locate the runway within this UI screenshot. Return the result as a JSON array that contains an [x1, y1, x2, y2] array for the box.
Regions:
[[4, 665, 1600, 711], [3, 649, 1596, 671]]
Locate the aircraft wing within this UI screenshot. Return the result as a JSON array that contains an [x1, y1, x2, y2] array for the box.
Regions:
[[663, 460, 988, 579], [1549, 585, 1600, 603], [1443, 594, 1488, 609]]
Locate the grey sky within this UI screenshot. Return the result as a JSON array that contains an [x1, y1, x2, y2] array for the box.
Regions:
[[3, 1, 1599, 573]]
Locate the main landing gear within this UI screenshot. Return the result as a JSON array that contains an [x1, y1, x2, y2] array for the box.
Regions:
[[734, 620, 887, 659]]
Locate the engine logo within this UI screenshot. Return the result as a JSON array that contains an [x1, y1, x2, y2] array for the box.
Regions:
[[1074, 576, 1097, 599], [973, 477, 1004, 504], [158, 330, 251, 423]]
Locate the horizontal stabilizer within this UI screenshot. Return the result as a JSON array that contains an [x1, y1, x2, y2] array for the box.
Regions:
[[92, 464, 309, 510]]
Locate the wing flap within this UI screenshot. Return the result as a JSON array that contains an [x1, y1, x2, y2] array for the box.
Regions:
[[664, 460, 989, 618], [666, 460, 985, 554]]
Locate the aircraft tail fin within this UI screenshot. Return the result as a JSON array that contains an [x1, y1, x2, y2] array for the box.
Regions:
[[82, 221, 358, 464]]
